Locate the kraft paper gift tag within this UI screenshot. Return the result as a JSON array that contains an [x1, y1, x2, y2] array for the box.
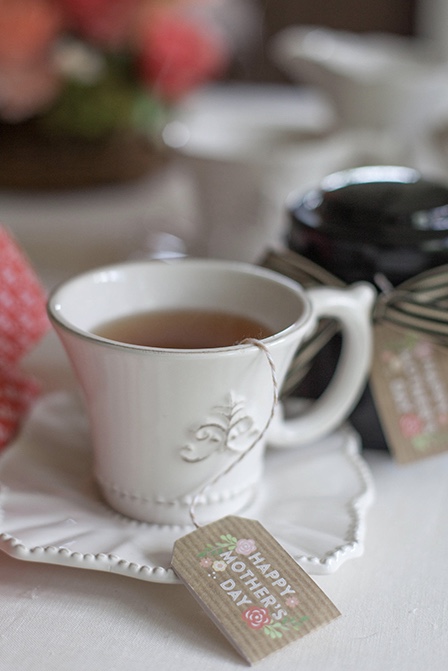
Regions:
[[172, 515, 340, 665]]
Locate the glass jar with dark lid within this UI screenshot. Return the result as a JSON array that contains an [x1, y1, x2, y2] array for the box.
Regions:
[[286, 165, 448, 450], [288, 165, 448, 285]]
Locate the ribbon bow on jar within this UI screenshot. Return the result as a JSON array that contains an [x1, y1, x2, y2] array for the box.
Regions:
[[261, 249, 448, 395]]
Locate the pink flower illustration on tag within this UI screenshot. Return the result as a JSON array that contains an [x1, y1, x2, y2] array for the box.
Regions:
[[381, 350, 394, 363], [438, 414, 448, 426], [285, 596, 299, 608], [235, 538, 257, 556], [381, 350, 401, 372], [199, 557, 212, 568], [242, 606, 309, 638], [197, 534, 258, 563], [414, 342, 432, 358], [399, 413, 423, 438], [242, 607, 271, 630], [212, 560, 227, 572]]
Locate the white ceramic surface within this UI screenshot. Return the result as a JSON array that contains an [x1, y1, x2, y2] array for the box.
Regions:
[[0, 393, 374, 582], [47, 259, 374, 525], [163, 83, 335, 262], [271, 26, 448, 135], [165, 83, 335, 152]]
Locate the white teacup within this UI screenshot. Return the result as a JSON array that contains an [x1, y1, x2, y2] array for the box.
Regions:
[[48, 259, 374, 525]]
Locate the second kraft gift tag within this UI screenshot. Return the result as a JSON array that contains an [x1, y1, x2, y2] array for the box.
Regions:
[[370, 323, 448, 463], [171, 515, 340, 665]]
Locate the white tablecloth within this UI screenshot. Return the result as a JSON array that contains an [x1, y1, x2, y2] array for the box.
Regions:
[[1, 436, 447, 671], [1, 160, 448, 671]]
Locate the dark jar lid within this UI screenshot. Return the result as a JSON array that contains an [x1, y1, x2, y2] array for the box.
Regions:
[[287, 165, 448, 285]]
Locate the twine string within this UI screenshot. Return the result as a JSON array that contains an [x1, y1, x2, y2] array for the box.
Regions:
[[189, 338, 279, 528]]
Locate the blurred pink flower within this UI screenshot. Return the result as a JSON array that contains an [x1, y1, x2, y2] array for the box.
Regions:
[[0, 0, 63, 65], [0, 0, 230, 123], [0, 62, 60, 121], [137, 7, 228, 101], [0, 0, 62, 120], [58, 0, 140, 48]]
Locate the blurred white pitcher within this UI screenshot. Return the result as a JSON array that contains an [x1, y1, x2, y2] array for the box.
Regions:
[[271, 26, 448, 135], [164, 84, 334, 262]]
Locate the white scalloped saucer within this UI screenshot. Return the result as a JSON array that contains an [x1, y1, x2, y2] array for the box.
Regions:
[[0, 393, 374, 583]]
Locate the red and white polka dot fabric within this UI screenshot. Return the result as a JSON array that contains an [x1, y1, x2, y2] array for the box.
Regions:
[[0, 227, 49, 448]]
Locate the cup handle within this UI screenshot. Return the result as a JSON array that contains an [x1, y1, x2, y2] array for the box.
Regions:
[[267, 282, 376, 448]]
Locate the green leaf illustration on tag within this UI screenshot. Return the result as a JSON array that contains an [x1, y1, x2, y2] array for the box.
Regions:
[[197, 534, 238, 557], [261, 615, 309, 639]]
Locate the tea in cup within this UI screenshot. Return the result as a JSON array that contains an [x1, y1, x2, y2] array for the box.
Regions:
[[48, 259, 374, 525]]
